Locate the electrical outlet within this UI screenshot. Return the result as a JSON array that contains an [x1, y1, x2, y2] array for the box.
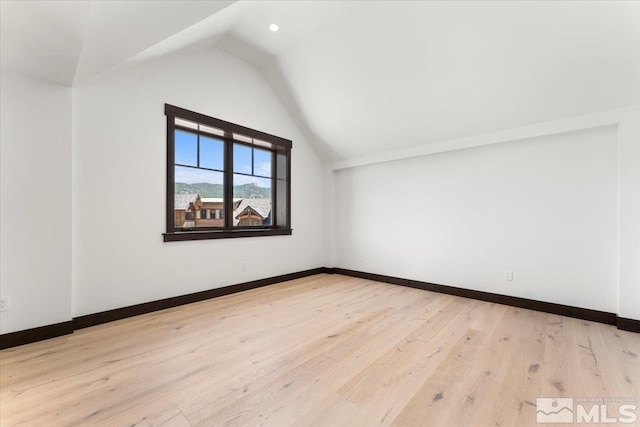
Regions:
[[0, 296, 10, 312], [504, 270, 514, 281], [241, 262, 248, 272], [359, 254, 365, 263]]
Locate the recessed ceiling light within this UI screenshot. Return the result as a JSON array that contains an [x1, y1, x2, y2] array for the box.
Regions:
[[269, 24, 279, 32]]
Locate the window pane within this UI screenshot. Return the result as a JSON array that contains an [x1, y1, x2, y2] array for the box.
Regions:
[[175, 166, 224, 189], [233, 133, 252, 143], [234, 143, 252, 174], [200, 136, 224, 171], [198, 197, 224, 228], [199, 124, 224, 137], [276, 179, 287, 227], [253, 139, 271, 149], [276, 153, 287, 180], [233, 174, 272, 227], [276, 152, 288, 227], [175, 130, 197, 166], [175, 118, 198, 130], [254, 148, 272, 178], [174, 166, 223, 229]]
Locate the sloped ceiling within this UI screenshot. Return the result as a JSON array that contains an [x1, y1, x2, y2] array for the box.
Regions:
[[2, 1, 639, 162], [1, 0, 235, 86], [0, 0, 91, 86], [258, 1, 640, 160]]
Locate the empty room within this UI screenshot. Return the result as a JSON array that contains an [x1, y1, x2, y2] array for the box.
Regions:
[[1, 0, 639, 426]]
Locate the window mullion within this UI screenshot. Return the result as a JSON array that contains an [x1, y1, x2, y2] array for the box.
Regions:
[[167, 117, 176, 233], [224, 137, 233, 230], [287, 147, 291, 230], [271, 149, 277, 228], [196, 134, 200, 168]]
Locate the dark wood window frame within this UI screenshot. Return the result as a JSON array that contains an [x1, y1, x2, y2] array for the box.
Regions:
[[164, 104, 292, 242]]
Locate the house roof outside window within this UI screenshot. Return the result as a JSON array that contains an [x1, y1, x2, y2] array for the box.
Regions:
[[174, 193, 200, 211], [234, 198, 271, 220]]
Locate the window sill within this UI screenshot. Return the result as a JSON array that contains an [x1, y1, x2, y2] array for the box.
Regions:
[[163, 228, 292, 242]]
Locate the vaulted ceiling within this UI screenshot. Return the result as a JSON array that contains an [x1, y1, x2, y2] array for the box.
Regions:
[[2, 0, 639, 162]]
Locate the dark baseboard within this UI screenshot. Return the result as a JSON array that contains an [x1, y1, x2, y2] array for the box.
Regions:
[[616, 317, 640, 333], [1, 268, 326, 350], [73, 267, 326, 330], [331, 268, 623, 327], [0, 321, 74, 350]]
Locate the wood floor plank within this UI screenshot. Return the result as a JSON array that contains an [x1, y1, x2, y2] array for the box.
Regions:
[[438, 307, 547, 427], [337, 298, 469, 404], [389, 327, 492, 426], [1, 274, 638, 427], [337, 301, 484, 425], [159, 411, 192, 427], [597, 324, 640, 395], [293, 393, 358, 427]]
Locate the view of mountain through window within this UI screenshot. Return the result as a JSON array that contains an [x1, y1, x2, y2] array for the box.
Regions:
[[173, 132, 273, 229], [233, 143, 272, 226], [173, 127, 226, 229]]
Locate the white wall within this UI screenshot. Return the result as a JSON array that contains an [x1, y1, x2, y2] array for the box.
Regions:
[[618, 108, 640, 320], [333, 126, 620, 313], [0, 68, 72, 333], [72, 46, 325, 317]]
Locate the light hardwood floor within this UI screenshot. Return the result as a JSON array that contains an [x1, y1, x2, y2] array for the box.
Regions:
[[1, 274, 639, 426]]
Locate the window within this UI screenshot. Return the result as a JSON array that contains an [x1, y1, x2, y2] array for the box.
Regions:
[[164, 104, 292, 241]]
